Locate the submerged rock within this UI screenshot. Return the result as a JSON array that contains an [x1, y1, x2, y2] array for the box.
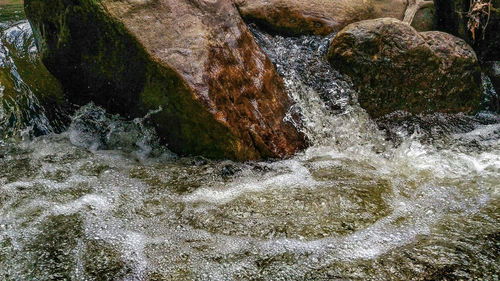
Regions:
[[328, 18, 482, 118], [24, 0, 305, 160], [434, 0, 500, 61], [235, 0, 408, 36]]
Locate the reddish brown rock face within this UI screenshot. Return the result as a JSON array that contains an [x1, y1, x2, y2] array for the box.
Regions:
[[205, 20, 304, 158], [25, 0, 305, 160]]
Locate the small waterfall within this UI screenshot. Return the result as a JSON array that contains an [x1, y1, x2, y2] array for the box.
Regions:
[[0, 21, 54, 141], [482, 72, 500, 113], [250, 27, 500, 153], [0, 20, 499, 281]]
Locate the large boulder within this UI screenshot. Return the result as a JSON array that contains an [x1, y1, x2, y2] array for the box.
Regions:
[[235, 0, 408, 36], [327, 18, 482, 118], [435, 0, 500, 61], [24, 0, 305, 160]]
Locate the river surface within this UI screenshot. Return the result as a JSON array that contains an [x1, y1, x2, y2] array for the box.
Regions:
[[0, 15, 499, 280]]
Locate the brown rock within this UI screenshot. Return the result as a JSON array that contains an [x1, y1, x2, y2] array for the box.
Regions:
[[25, 0, 305, 160], [235, 0, 408, 36], [328, 18, 482, 118]]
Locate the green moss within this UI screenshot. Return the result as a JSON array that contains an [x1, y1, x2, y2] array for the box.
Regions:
[[328, 25, 482, 118], [0, 4, 25, 22], [141, 63, 241, 159], [25, 0, 146, 111], [411, 6, 436, 31]]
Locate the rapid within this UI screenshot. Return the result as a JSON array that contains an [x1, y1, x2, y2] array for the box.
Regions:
[[0, 18, 499, 280]]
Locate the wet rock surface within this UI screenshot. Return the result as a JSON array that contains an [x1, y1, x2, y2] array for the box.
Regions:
[[235, 0, 408, 36], [24, 0, 305, 160], [328, 18, 482, 118]]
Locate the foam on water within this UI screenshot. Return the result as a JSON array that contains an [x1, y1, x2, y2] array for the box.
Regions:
[[0, 25, 499, 280]]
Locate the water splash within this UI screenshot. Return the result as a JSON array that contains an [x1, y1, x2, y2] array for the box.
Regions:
[[0, 21, 54, 140], [69, 103, 171, 161], [0, 25, 499, 281], [251, 27, 389, 153]]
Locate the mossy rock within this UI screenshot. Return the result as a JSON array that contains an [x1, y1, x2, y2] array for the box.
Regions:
[[24, 0, 305, 160], [328, 18, 482, 118]]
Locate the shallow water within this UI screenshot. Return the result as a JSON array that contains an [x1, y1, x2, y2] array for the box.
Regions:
[[0, 21, 499, 280]]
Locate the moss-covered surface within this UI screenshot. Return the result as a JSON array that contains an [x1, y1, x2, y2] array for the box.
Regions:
[[412, 6, 436, 31], [24, 0, 252, 160]]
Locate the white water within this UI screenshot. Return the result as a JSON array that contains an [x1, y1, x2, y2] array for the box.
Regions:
[[0, 22, 499, 280]]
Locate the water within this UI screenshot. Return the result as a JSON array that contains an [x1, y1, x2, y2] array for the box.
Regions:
[[0, 20, 65, 140], [0, 20, 499, 280]]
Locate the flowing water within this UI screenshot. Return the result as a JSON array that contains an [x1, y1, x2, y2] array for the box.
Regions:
[[0, 18, 499, 280]]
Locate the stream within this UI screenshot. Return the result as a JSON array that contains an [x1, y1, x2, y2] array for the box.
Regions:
[[0, 15, 499, 280]]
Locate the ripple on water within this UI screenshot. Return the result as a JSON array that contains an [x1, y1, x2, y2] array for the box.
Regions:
[[0, 27, 499, 280]]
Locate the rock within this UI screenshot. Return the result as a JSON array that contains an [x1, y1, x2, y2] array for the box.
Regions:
[[435, 0, 500, 61], [327, 18, 482, 118], [411, 5, 436, 31], [0, 21, 66, 136], [235, 0, 408, 36], [24, 0, 305, 160]]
